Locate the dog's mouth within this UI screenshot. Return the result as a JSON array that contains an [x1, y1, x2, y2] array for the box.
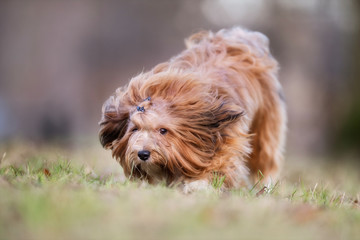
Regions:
[[126, 149, 174, 184], [128, 162, 146, 179], [140, 161, 164, 178]]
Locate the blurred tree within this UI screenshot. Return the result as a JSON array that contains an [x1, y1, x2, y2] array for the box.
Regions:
[[335, 0, 360, 156]]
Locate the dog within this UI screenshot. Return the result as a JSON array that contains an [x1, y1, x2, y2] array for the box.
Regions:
[[99, 27, 286, 192]]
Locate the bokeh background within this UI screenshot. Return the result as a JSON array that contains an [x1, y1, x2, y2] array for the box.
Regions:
[[0, 0, 359, 161]]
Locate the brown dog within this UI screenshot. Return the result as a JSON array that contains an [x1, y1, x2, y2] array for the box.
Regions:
[[99, 27, 286, 192]]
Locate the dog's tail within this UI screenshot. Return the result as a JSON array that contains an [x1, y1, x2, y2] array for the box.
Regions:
[[185, 27, 274, 65]]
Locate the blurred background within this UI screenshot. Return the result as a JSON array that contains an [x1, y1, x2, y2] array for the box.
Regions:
[[0, 0, 359, 161]]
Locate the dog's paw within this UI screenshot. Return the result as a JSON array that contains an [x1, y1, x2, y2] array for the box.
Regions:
[[182, 179, 211, 194]]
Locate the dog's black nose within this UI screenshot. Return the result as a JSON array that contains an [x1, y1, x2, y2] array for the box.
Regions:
[[138, 150, 150, 161]]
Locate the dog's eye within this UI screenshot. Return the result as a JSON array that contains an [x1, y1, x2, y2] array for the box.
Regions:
[[131, 128, 138, 132], [159, 128, 168, 135]]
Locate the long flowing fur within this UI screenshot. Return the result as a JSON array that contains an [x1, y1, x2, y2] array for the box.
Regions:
[[99, 27, 286, 190]]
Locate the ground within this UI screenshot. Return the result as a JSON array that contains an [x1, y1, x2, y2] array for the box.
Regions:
[[0, 142, 359, 240]]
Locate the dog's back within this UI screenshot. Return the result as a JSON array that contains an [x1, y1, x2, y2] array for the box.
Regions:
[[183, 27, 287, 183]]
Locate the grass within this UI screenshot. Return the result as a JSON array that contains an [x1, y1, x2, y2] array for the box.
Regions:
[[0, 143, 359, 240]]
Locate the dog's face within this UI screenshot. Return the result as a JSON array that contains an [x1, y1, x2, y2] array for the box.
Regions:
[[99, 72, 244, 184], [121, 100, 174, 183]]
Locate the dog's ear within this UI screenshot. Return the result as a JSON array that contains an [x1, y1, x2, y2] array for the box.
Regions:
[[99, 96, 129, 149], [208, 101, 245, 130]]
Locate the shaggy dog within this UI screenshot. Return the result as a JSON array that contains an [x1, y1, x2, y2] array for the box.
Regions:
[[99, 27, 286, 192]]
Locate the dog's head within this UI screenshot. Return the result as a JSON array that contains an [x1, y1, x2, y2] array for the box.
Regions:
[[99, 71, 244, 184]]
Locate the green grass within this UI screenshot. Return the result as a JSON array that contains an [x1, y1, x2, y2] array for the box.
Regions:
[[0, 144, 359, 240]]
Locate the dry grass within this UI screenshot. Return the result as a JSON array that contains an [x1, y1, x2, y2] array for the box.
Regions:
[[0, 142, 359, 240]]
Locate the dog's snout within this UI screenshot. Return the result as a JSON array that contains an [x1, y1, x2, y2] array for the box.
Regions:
[[138, 150, 150, 161]]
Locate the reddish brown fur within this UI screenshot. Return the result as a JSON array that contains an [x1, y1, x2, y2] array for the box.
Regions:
[[99, 27, 286, 191]]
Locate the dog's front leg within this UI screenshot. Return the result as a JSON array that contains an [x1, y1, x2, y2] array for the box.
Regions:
[[181, 179, 211, 194]]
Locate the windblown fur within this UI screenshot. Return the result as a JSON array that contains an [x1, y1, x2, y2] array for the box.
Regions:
[[99, 27, 287, 192]]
